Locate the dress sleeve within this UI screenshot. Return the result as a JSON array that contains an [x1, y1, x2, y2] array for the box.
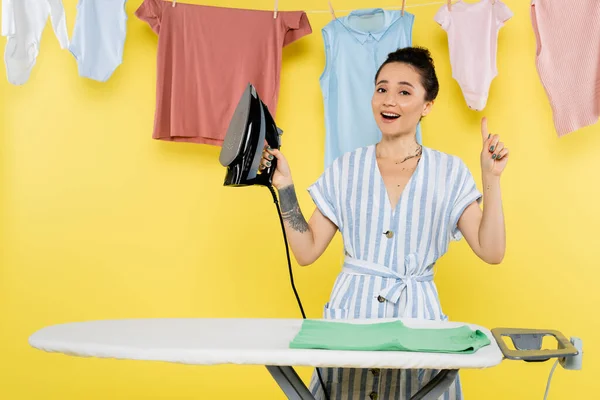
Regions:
[[282, 11, 312, 47], [448, 159, 482, 241], [433, 4, 451, 31], [307, 160, 340, 229], [494, 0, 513, 27], [135, 0, 163, 34]]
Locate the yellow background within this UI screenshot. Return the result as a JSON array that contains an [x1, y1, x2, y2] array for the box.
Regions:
[[1, 0, 597, 398]]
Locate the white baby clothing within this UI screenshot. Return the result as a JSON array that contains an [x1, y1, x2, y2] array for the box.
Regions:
[[2, 0, 15, 37], [2, 0, 69, 85]]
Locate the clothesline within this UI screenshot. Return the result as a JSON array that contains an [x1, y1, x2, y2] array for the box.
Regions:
[[301, 1, 447, 14]]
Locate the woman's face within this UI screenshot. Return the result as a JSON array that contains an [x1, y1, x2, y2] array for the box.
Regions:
[[371, 62, 433, 137]]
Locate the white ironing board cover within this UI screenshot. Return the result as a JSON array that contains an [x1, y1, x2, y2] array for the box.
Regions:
[[28, 318, 503, 369]]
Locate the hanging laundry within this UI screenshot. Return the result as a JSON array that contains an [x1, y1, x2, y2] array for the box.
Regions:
[[135, 0, 311, 146], [1, 0, 69, 85], [69, 0, 128, 82], [320, 8, 421, 169], [1, 0, 14, 37], [531, 0, 600, 136], [434, 0, 512, 111]]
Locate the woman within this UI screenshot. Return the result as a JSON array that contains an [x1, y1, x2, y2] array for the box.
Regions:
[[260, 47, 508, 399]]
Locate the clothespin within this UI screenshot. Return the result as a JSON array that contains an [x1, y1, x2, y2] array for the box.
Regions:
[[447, 0, 452, 11], [328, 1, 336, 20], [274, 0, 278, 18], [401, 0, 406, 16], [172, 0, 176, 7]]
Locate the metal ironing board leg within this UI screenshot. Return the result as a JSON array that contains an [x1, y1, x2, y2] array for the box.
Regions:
[[411, 369, 458, 399], [266, 366, 457, 400], [266, 366, 315, 400]]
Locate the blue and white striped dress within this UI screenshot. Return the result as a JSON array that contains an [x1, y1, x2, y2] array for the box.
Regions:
[[306, 144, 482, 400]]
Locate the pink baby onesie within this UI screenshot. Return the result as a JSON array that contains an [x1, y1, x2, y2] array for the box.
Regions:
[[531, 0, 600, 137], [435, 0, 512, 111]]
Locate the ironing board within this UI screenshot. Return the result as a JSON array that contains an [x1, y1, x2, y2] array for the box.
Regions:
[[28, 317, 509, 400]]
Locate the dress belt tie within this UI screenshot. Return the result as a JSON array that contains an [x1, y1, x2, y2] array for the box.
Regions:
[[342, 255, 434, 306]]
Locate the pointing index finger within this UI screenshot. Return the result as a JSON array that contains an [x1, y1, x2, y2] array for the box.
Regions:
[[481, 117, 489, 142]]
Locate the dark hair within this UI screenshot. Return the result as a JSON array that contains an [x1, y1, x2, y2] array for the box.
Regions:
[[374, 47, 439, 102]]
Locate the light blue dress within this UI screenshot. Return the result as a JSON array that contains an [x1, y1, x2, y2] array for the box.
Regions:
[[306, 145, 482, 399], [320, 8, 423, 169]]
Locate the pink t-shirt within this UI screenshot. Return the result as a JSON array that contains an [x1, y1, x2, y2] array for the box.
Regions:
[[135, 0, 311, 145]]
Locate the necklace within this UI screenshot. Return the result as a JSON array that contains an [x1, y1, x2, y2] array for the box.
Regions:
[[376, 144, 423, 188], [393, 144, 422, 164], [376, 144, 423, 164]]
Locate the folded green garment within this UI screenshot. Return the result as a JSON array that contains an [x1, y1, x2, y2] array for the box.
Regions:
[[289, 320, 490, 354]]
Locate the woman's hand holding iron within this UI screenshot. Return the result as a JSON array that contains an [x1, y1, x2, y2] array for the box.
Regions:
[[261, 145, 337, 266], [261, 146, 293, 190]]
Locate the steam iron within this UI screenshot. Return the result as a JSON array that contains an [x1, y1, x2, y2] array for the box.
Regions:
[[219, 83, 283, 187]]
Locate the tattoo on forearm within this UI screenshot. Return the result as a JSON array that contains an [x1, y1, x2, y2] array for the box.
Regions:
[[278, 185, 309, 233]]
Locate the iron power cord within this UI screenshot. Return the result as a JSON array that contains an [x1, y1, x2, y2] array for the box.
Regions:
[[543, 359, 559, 400], [268, 185, 330, 400]]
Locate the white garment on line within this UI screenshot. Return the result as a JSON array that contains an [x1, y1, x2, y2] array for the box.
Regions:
[[1, 0, 69, 85], [2, 0, 15, 37]]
